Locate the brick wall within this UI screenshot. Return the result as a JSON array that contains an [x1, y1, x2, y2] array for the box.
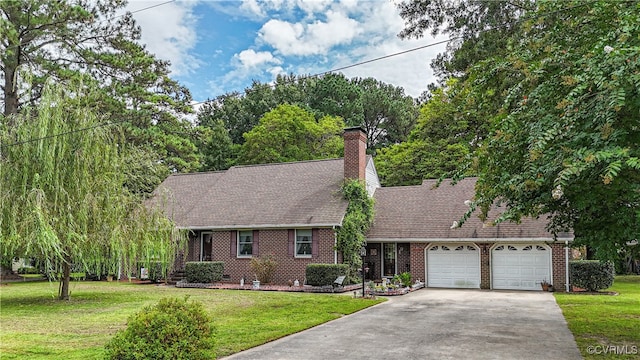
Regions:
[[551, 242, 568, 292], [397, 243, 411, 274], [180, 228, 336, 285], [409, 243, 428, 283], [478, 242, 493, 289]]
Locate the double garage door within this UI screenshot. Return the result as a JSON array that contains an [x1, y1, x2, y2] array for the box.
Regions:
[[426, 243, 551, 290]]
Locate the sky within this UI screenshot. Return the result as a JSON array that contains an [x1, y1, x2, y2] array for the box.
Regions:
[[125, 0, 448, 104]]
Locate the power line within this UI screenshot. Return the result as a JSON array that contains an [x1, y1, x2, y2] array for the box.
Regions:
[[318, 38, 454, 76], [1, 0, 176, 54], [126, 1, 176, 16], [1, 1, 595, 149], [188, 37, 456, 108]]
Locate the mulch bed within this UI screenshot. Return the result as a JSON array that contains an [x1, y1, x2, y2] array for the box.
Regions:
[[571, 286, 618, 295], [176, 281, 363, 293]]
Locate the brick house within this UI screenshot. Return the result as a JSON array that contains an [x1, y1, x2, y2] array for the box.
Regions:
[[151, 127, 573, 291]]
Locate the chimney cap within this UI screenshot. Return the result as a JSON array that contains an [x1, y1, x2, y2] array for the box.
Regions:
[[343, 126, 366, 134]]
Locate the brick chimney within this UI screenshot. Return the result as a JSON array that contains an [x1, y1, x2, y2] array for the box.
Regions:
[[343, 126, 367, 180]]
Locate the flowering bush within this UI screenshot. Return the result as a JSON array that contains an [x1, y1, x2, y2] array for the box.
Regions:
[[250, 255, 278, 284]]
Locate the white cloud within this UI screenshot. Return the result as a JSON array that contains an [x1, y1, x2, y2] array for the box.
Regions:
[[204, 0, 450, 100], [234, 49, 282, 69], [325, 0, 448, 96], [128, 1, 200, 76], [240, 0, 265, 18], [268, 66, 285, 78], [244, 0, 447, 96], [258, 10, 359, 56], [295, 0, 333, 15], [258, 19, 306, 55]]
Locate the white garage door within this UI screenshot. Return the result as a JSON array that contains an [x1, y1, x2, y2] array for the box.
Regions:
[[492, 244, 551, 290], [427, 244, 480, 288]]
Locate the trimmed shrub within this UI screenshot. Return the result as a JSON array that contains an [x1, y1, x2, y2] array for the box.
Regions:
[[305, 264, 349, 286], [137, 261, 168, 282], [105, 296, 214, 360], [147, 261, 165, 282], [570, 260, 615, 292], [185, 262, 224, 283], [250, 255, 278, 283]]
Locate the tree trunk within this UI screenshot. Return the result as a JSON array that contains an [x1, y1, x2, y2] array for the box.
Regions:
[[59, 260, 71, 300], [2, 3, 21, 117], [3, 61, 19, 116]]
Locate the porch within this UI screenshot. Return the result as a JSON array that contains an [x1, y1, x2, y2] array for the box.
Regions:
[[362, 242, 411, 280]]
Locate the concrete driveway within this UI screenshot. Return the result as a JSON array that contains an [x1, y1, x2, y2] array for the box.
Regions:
[[222, 289, 581, 360]]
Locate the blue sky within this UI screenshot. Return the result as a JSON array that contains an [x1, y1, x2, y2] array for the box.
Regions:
[[126, 0, 448, 104]]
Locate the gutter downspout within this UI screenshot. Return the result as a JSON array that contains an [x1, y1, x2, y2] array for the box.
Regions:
[[565, 240, 570, 292], [333, 226, 338, 264]]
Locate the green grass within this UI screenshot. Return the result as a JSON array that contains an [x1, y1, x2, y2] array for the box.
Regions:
[[555, 275, 640, 359], [0, 281, 383, 359]]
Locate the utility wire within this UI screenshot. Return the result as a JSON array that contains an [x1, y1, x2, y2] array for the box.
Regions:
[[188, 36, 456, 108], [1, 0, 176, 54], [0, 1, 594, 149]]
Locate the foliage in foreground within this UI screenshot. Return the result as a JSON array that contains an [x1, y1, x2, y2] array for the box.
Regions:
[[104, 296, 214, 360], [0, 82, 184, 300], [466, 1, 640, 260]]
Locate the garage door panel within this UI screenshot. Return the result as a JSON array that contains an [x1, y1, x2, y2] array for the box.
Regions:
[[520, 257, 535, 265], [427, 244, 480, 289], [520, 268, 536, 277], [492, 244, 551, 291]]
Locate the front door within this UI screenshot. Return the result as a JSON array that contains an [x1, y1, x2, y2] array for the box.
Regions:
[[383, 243, 396, 277], [200, 232, 212, 261]]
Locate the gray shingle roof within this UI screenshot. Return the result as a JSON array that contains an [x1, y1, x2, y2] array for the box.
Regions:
[[149, 159, 348, 229], [367, 178, 573, 240]]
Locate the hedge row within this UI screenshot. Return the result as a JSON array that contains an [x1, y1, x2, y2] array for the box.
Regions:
[[305, 264, 349, 286], [570, 260, 615, 292], [185, 261, 224, 283]]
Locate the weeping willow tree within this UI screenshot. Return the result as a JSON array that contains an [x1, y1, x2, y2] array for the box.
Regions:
[[0, 82, 185, 300]]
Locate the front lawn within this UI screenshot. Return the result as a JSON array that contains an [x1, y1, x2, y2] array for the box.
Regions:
[[0, 281, 383, 359], [555, 275, 640, 359]]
